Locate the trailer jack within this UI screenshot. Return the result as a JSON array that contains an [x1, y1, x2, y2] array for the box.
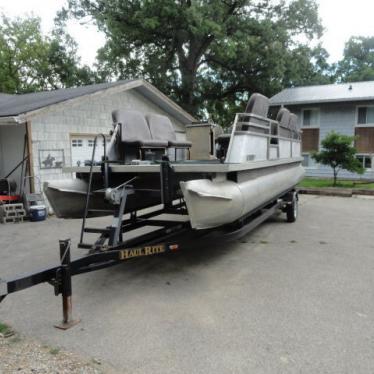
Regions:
[[0, 228, 187, 330]]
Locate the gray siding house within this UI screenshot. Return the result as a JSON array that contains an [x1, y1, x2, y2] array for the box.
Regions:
[[0, 79, 196, 197], [270, 81, 374, 179]]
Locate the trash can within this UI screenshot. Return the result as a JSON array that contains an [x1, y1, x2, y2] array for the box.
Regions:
[[29, 205, 47, 222]]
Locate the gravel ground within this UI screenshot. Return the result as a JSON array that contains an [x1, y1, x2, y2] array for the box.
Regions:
[[0, 327, 117, 374], [1, 195, 374, 373]]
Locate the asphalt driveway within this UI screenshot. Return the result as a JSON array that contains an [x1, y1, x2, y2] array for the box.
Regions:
[[0, 195, 373, 373]]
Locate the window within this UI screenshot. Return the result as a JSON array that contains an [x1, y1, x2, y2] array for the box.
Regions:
[[357, 106, 374, 125], [71, 139, 83, 147], [355, 127, 374, 153], [301, 128, 319, 152], [88, 139, 94, 147], [302, 109, 319, 127], [356, 154, 372, 169], [302, 154, 310, 167], [302, 153, 317, 168]]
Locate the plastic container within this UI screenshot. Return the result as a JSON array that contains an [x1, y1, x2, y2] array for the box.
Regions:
[[29, 205, 47, 222]]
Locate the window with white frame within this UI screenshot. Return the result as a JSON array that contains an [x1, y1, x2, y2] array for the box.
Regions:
[[302, 153, 318, 168], [357, 106, 374, 125], [356, 154, 372, 169], [302, 108, 319, 127], [88, 139, 94, 147], [71, 139, 83, 147], [302, 154, 310, 167]]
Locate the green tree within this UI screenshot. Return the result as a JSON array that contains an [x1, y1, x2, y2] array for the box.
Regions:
[[283, 45, 334, 87], [336, 36, 374, 83], [0, 14, 97, 94], [311, 131, 364, 186], [59, 0, 329, 123]]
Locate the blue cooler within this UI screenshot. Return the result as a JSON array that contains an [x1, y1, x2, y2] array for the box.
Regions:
[[29, 205, 47, 222]]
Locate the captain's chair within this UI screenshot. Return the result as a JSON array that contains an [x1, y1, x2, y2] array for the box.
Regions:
[[145, 113, 192, 160], [112, 110, 168, 161]]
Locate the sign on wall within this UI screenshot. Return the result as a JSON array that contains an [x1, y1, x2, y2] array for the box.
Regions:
[[39, 149, 65, 169]]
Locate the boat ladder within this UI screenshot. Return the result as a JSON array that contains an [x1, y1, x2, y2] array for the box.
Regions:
[[79, 134, 109, 249]]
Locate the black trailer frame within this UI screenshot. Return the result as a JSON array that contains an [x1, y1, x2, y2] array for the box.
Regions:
[[0, 157, 298, 329]]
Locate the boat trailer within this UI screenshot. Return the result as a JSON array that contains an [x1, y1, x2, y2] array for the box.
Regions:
[[0, 159, 298, 329]]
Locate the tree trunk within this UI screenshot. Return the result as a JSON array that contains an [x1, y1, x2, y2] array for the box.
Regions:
[[333, 167, 337, 187], [177, 35, 214, 116], [180, 66, 197, 115]]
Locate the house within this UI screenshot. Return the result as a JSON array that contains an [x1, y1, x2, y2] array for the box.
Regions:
[[270, 81, 374, 179], [0, 79, 196, 195]]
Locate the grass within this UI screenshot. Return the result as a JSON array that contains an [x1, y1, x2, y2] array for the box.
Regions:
[[49, 347, 60, 355], [0, 322, 12, 336], [298, 178, 374, 190]]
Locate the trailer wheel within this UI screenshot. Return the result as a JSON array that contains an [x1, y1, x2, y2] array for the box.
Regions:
[[286, 193, 298, 223]]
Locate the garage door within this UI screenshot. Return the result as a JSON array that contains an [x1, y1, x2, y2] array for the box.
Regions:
[[70, 136, 106, 166]]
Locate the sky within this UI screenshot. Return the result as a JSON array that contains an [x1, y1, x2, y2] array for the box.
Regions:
[[0, 0, 374, 67]]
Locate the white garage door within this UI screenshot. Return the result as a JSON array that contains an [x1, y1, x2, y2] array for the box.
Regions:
[[70, 136, 106, 166]]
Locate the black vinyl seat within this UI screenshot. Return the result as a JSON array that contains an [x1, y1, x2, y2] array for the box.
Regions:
[[145, 113, 192, 148], [112, 110, 168, 148]]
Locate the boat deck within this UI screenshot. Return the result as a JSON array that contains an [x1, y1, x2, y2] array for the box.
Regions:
[[63, 157, 303, 174]]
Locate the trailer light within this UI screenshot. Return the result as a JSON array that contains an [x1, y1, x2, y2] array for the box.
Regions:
[[169, 244, 179, 251]]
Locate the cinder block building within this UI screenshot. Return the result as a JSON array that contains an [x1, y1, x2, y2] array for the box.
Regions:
[[0, 79, 195, 194], [270, 81, 374, 179]]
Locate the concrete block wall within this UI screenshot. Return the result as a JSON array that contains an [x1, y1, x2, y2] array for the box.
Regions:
[[29, 88, 186, 193]]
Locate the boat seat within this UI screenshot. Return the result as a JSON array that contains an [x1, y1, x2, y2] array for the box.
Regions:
[[145, 114, 192, 148], [289, 113, 299, 139], [288, 113, 298, 131], [277, 108, 293, 138], [112, 110, 168, 148], [245, 93, 270, 117], [276, 108, 291, 128], [235, 93, 270, 131]]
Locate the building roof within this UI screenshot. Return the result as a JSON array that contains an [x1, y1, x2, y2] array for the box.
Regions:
[[0, 79, 196, 125], [270, 81, 374, 106]]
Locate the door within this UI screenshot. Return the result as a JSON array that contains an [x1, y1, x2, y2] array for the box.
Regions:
[[70, 135, 105, 166]]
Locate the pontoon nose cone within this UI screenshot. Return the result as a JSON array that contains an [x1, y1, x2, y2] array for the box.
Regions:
[[43, 179, 89, 218], [180, 179, 244, 229]]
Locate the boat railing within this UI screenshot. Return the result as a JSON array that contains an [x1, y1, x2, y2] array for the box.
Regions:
[[225, 112, 302, 164]]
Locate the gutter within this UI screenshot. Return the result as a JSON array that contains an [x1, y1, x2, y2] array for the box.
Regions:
[[0, 115, 26, 125], [270, 97, 374, 106]]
